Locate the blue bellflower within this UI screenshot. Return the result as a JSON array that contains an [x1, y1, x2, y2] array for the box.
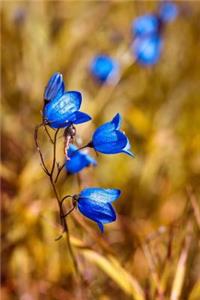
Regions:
[[132, 13, 163, 65], [91, 113, 134, 156], [132, 14, 160, 37], [90, 55, 119, 83], [132, 35, 163, 65], [77, 188, 121, 232], [43, 73, 91, 128], [65, 144, 97, 174], [159, 1, 178, 23]]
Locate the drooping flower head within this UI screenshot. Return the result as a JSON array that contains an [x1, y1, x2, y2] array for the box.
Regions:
[[90, 55, 119, 84], [75, 188, 121, 232], [43, 73, 91, 128], [65, 144, 97, 174], [91, 113, 134, 156]]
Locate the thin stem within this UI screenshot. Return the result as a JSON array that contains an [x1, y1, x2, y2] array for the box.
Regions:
[[44, 124, 54, 144], [50, 128, 59, 177], [35, 123, 79, 276], [61, 205, 76, 218], [70, 142, 92, 157], [55, 162, 65, 183], [34, 123, 50, 175], [61, 195, 73, 203]]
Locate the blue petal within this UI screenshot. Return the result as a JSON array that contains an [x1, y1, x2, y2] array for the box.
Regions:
[[122, 139, 135, 157], [90, 55, 119, 83], [159, 1, 178, 23], [111, 113, 121, 130], [44, 72, 65, 102], [132, 14, 160, 37], [43, 91, 82, 128], [78, 200, 116, 225], [132, 35, 163, 65], [97, 222, 104, 232], [67, 144, 78, 156], [93, 129, 128, 154], [71, 111, 92, 124], [65, 145, 97, 174], [80, 188, 121, 203]]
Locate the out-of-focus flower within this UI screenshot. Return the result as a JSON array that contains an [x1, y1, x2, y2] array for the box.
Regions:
[[91, 113, 134, 156], [131, 1, 178, 66], [65, 144, 96, 174], [132, 14, 160, 37], [76, 188, 121, 232], [43, 73, 91, 128], [132, 35, 163, 65], [159, 0, 178, 23], [90, 55, 119, 83], [44, 72, 65, 103]]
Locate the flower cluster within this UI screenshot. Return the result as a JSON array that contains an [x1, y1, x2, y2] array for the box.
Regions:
[[89, 1, 179, 85], [132, 0, 178, 65], [41, 72, 134, 232]]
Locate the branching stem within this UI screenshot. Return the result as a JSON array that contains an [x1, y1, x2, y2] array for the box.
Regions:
[[34, 123, 79, 276]]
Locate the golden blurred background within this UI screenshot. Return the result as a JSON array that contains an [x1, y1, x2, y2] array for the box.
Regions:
[[1, 1, 200, 300]]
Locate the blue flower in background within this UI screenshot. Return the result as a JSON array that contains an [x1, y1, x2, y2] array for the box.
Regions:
[[65, 144, 97, 174], [132, 35, 163, 65], [131, 1, 178, 66], [91, 113, 134, 156], [90, 55, 119, 83], [44, 72, 65, 103], [76, 188, 121, 232], [159, 1, 178, 23], [43, 73, 91, 128], [132, 14, 160, 37]]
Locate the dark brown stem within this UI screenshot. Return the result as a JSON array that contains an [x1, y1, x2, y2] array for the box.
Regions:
[[61, 205, 76, 218], [55, 163, 65, 183], [35, 123, 79, 276], [44, 124, 54, 144], [34, 124, 50, 175], [50, 128, 59, 177]]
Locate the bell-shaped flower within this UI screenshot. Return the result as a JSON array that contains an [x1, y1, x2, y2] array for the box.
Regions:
[[159, 1, 178, 23], [43, 90, 91, 129], [76, 188, 121, 232], [132, 14, 160, 37], [132, 35, 163, 65], [90, 55, 119, 84], [65, 144, 97, 174], [44, 72, 65, 103], [91, 113, 134, 156]]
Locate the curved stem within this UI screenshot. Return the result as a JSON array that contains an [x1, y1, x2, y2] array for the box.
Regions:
[[35, 123, 79, 276], [50, 128, 59, 177], [34, 123, 50, 175], [44, 124, 54, 144], [61, 205, 76, 218]]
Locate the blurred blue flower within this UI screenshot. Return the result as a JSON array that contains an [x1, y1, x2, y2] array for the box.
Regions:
[[65, 144, 97, 174], [132, 14, 160, 37], [77, 188, 121, 232], [43, 75, 91, 128], [159, 1, 178, 23], [132, 35, 163, 65], [44, 72, 65, 103], [90, 55, 119, 83], [91, 113, 134, 156]]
